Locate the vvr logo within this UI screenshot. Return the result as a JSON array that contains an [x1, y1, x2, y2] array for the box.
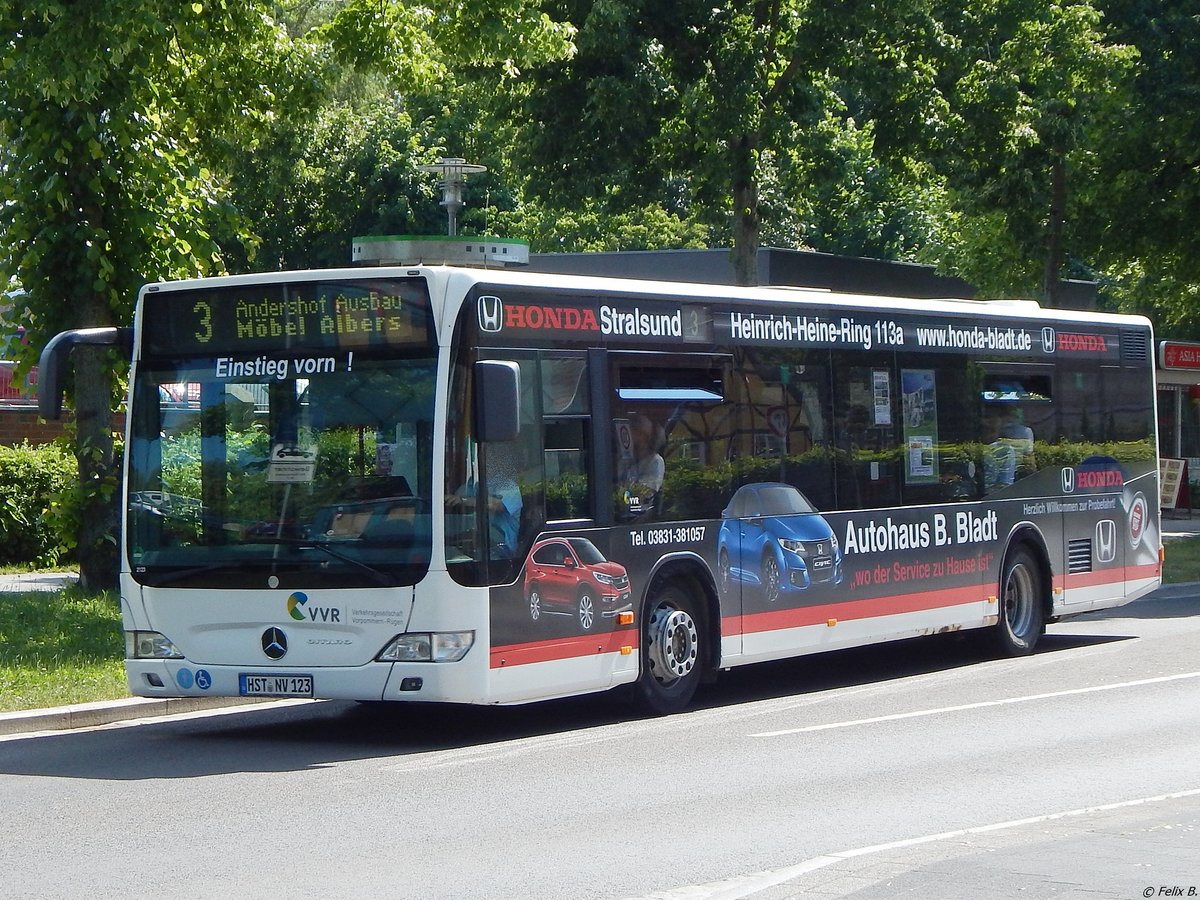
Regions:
[[1061, 468, 1075, 493], [1095, 520, 1117, 563], [478, 295, 503, 333], [286, 591, 341, 623], [1041, 327, 1057, 354]]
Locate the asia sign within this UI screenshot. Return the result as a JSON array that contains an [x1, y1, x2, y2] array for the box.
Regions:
[[1159, 341, 1200, 370]]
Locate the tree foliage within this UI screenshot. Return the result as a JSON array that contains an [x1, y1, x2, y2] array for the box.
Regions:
[[1084, 0, 1200, 334], [222, 94, 444, 271], [926, 1, 1137, 301], [0, 1, 293, 586], [3, 0, 1200, 586], [509, 0, 952, 283], [0, 0, 577, 585]]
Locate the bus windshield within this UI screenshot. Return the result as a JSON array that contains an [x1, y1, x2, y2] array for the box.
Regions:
[[127, 359, 436, 587], [125, 277, 438, 589]]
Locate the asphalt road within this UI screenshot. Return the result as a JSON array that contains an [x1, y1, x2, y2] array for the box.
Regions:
[[1, 585, 1198, 899]]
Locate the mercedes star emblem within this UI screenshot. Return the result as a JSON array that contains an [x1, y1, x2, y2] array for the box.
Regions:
[[261, 627, 288, 660]]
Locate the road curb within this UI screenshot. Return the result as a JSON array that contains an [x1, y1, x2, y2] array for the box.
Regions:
[[0, 696, 269, 737]]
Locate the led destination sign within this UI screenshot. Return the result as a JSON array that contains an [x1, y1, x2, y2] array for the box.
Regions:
[[141, 278, 433, 356]]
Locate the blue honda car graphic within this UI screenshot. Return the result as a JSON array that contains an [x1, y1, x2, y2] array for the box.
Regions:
[[718, 482, 843, 601]]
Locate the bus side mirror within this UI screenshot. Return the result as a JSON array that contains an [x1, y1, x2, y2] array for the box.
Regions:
[[474, 360, 520, 442], [37, 326, 134, 420]]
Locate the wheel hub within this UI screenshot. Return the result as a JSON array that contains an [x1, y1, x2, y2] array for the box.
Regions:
[[648, 606, 698, 683]]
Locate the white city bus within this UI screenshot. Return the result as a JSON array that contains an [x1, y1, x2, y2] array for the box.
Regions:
[[41, 265, 1161, 713]]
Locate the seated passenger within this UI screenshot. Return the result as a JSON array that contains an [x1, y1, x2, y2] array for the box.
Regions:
[[619, 413, 665, 513], [983, 407, 1016, 492], [447, 441, 527, 559]]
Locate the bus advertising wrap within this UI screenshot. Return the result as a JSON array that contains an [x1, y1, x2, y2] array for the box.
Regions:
[[486, 461, 1159, 660]]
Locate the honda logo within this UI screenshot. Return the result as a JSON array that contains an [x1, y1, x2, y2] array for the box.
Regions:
[[1041, 327, 1056, 353], [1061, 468, 1075, 493], [1095, 520, 1116, 563], [478, 295, 503, 333]]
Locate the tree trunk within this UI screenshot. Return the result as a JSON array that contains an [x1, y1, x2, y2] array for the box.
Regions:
[[730, 135, 761, 287], [72, 294, 119, 591], [1042, 154, 1067, 307]]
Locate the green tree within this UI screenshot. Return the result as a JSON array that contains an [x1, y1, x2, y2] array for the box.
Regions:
[[223, 94, 445, 271], [494, 198, 710, 252], [0, 1, 295, 587], [1, 1, 576, 587], [924, 1, 1136, 302], [221, 1, 578, 270], [1086, 0, 1200, 333], [512, 0, 950, 284]]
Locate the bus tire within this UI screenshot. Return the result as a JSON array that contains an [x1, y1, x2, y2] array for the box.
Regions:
[[632, 584, 705, 715], [991, 546, 1045, 656]]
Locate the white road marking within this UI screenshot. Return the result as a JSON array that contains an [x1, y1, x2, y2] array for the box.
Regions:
[[630, 788, 1200, 900], [749, 670, 1200, 738]]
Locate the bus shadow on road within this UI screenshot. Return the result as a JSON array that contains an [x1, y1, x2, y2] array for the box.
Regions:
[[1076, 586, 1200, 620], [686, 627, 1134, 712]]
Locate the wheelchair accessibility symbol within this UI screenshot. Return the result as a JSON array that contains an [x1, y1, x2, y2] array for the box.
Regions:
[[194, 669, 212, 691]]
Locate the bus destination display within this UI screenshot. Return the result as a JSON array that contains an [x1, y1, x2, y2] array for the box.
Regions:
[[142, 278, 433, 356]]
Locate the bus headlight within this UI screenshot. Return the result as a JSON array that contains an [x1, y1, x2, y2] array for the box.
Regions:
[[377, 631, 474, 663], [126, 631, 184, 660]]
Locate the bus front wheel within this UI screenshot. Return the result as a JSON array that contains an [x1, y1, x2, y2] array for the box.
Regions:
[[632, 585, 705, 715], [991, 546, 1045, 656]]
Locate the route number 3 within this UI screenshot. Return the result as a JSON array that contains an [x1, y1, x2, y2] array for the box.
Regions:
[[193, 300, 213, 344]]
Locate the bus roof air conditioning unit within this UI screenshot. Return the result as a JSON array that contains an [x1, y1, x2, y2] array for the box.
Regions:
[[352, 235, 530, 268]]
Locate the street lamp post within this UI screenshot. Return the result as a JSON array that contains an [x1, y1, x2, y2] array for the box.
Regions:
[[417, 157, 487, 237]]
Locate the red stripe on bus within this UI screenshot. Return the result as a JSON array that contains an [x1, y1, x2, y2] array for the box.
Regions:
[[729, 583, 989, 636], [1064, 562, 1161, 590], [490, 629, 638, 668], [490, 563, 1161, 667]]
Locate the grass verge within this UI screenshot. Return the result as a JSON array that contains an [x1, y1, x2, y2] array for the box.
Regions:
[[0, 586, 126, 713], [1163, 535, 1200, 585]]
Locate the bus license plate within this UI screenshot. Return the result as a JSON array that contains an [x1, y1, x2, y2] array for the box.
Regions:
[[239, 673, 313, 697]]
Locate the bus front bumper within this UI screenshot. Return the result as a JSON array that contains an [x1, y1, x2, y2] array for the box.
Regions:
[[126, 658, 488, 704]]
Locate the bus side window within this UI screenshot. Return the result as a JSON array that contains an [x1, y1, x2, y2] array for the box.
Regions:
[[830, 358, 900, 511], [540, 354, 591, 524], [893, 358, 978, 505], [544, 418, 589, 520]]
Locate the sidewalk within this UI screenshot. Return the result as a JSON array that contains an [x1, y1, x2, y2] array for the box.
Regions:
[[1162, 512, 1200, 538], [0, 571, 79, 592]]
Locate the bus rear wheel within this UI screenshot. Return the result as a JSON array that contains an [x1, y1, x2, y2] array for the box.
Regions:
[[632, 585, 705, 715], [991, 546, 1045, 656]]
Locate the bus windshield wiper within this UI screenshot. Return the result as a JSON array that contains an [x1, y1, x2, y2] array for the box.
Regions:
[[248, 537, 400, 587], [135, 563, 250, 588]]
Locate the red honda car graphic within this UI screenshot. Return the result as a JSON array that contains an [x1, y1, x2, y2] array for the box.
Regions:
[[524, 536, 632, 631]]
